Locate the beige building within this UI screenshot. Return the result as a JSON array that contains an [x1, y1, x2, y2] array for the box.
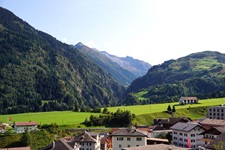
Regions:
[[111, 128, 148, 150], [207, 105, 225, 120], [73, 131, 101, 150], [14, 122, 38, 133]]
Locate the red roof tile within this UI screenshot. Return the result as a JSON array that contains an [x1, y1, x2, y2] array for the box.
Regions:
[[14, 122, 38, 126]]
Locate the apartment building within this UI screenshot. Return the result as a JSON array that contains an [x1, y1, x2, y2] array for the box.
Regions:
[[207, 105, 225, 120], [170, 122, 206, 149], [111, 128, 148, 150]]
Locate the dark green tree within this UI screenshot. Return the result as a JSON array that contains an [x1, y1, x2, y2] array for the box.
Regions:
[[172, 105, 176, 112], [167, 105, 171, 112], [102, 107, 109, 114]]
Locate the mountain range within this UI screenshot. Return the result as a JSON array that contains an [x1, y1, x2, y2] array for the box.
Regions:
[[0, 7, 125, 114], [1, 6, 225, 114], [123, 51, 225, 105], [74, 42, 151, 86]]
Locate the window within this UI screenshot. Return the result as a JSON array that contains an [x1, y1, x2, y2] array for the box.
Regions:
[[174, 132, 177, 135], [128, 145, 130, 147], [179, 133, 183, 136], [184, 133, 187, 136], [117, 137, 123, 141], [119, 145, 121, 148], [191, 134, 195, 137], [191, 139, 195, 142], [136, 145, 139, 147], [179, 138, 183, 141], [184, 139, 187, 142], [127, 137, 130, 141], [136, 137, 142, 141], [173, 137, 177, 140]]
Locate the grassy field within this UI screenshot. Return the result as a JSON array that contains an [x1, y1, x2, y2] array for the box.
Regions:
[[0, 111, 101, 126], [0, 97, 224, 126], [107, 97, 225, 115]]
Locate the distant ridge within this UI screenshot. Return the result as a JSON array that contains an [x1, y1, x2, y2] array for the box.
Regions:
[[74, 42, 151, 86], [123, 51, 225, 105], [100, 51, 151, 77]]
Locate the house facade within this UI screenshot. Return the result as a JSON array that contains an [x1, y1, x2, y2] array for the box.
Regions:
[[0, 123, 6, 133], [201, 126, 225, 146], [207, 105, 225, 120], [111, 128, 148, 150], [73, 131, 101, 150], [179, 97, 198, 105], [14, 122, 38, 133], [170, 122, 205, 149]]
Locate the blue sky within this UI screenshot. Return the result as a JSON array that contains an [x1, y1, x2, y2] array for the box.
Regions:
[[1, 0, 225, 65]]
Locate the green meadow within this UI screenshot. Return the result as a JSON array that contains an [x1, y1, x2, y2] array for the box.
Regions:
[[0, 97, 224, 126], [107, 97, 225, 115], [0, 111, 101, 126]]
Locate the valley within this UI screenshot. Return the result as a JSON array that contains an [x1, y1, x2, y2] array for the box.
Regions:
[[1, 98, 224, 126]]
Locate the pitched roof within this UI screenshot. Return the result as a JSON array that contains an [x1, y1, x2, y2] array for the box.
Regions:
[[121, 144, 190, 150], [200, 126, 225, 135], [73, 130, 97, 143], [199, 118, 225, 127], [180, 97, 198, 100], [40, 139, 74, 150], [111, 128, 148, 137], [14, 122, 38, 126], [170, 122, 203, 132]]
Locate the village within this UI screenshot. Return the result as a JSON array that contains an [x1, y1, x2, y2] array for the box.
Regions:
[[1, 97, 225, 150]]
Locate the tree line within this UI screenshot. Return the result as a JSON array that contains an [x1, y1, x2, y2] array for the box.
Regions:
[[83, 108, 135, 127]]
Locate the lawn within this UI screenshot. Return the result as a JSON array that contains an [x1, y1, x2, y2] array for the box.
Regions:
[[0, 97, 224, 126], [0, 111, 100, 126], [107, 97, 225, 115]]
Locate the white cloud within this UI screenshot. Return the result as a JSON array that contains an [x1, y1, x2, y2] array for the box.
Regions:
[[85, 40, 96, 48], [61, 37, 67, 43]]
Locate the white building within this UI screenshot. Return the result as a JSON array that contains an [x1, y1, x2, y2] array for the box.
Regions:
[[179, 97, 198, 105], [170, 122, 206, 149], [207, 105, 225, 120], [14, 122, 38, 133], [111, 128, 148, 150], [73, 130, 101, 150]]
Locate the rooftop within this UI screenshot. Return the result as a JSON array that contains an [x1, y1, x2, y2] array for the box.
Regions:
[[14, 122, 38, 126], [170, 122, 203, 132], [180, 97, 198, 100], [199, 118, 225, 127], [111, 128, 148, 137], [122, 144, 190, 150]]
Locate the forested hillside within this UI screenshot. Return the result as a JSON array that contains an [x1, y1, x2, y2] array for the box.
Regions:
[[123, 51, 225, 105], [74, 42, 136, 86], [0, 7, 125, 114]]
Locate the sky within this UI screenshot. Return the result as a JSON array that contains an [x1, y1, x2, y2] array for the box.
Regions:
[[1, 0, 225, 65]]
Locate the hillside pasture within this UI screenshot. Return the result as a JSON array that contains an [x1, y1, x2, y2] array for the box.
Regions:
[[0, 111, 100, 126], [0, 98, 224, 126], [107, 97, 225, 115]]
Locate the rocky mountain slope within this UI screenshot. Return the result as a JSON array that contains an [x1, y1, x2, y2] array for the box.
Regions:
[[74, 42, 136, 86], [100, 51, 151, 77], [0, 7, 125, 114]]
